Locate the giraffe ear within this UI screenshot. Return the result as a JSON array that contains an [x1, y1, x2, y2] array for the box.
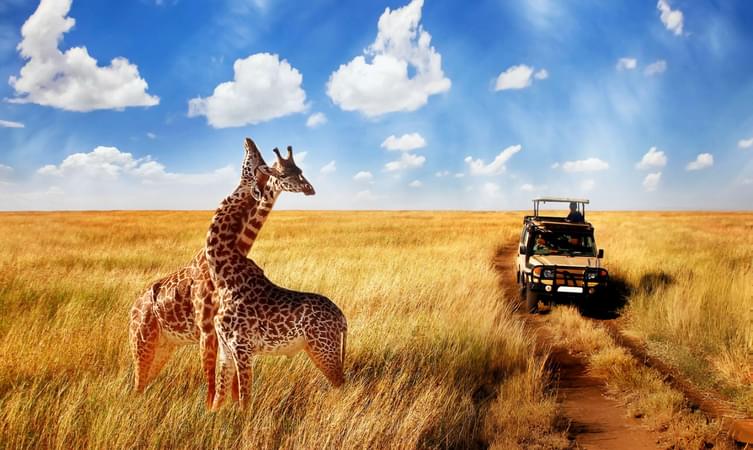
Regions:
[[257, 164, 281, 178]]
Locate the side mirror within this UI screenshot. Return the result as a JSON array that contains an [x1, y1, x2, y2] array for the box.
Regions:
[[598, 249, 604, 259], [519, 245, 526, 255]]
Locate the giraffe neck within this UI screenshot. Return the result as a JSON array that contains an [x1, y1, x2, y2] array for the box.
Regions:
[[235, 184, 282, 256], [205, 181, 258, 287]]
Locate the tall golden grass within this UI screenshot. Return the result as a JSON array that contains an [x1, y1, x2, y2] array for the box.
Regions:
[[0, 211, 565, 449], [588, 212, 753, 414]]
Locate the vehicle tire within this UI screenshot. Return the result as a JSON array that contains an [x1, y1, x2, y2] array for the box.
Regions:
[[526, 288, 539, 314]]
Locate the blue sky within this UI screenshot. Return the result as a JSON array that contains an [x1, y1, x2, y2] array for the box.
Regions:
[[0, 0, 752, 210]]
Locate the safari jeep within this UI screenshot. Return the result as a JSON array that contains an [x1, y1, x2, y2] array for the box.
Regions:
[[515, 197, 608, 313]]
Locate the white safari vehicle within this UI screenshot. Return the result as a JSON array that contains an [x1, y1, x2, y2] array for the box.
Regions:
[[515, 197, 608, 313]]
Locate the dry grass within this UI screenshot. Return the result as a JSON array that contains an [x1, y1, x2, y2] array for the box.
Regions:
[[0, 211, 566, 449], [588, 212, 753, 414], [547, 306, 730, 448]]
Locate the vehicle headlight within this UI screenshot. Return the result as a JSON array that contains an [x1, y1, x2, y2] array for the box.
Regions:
[[542, 269, 555, 279], [585, 269, 608, 280]]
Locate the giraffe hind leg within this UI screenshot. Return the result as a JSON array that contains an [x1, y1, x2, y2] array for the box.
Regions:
[[148, 338, 177, 384], [304, 331, 345, 387], [129, 294, 159, 393]]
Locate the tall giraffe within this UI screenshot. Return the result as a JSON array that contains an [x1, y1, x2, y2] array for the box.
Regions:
[[204, 145, 347, 411], [128, 138, 314, 407]]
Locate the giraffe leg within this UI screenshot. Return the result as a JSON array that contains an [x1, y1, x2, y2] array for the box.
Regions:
[[304, 330, 345, 387], [129, 293, 159, 393], [211, 333, 236, 411], [148, 338, 177, 384], [198, 285, 218, 409], [234, 351, 254, 410]]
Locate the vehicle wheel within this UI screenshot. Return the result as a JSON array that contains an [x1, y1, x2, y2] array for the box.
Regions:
[[526, 289, 539, 314]]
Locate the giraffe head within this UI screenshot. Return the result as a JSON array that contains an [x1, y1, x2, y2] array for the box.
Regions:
[[257, 145, 315, 196]]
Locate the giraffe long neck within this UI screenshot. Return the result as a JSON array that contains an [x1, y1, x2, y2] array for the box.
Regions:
[[235, 186, 282, 256], [205, 181, 258, 288]]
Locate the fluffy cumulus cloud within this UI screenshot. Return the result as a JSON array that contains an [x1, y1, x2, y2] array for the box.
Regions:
[[644, 60, 667, 76], [8, 0, 158, 111], [494, 65, 548, 91], [657, 0, 684, 36], [385, 152, 426, 171], [326, 0, 450, 117], [616, 57, 637, 71], [320, 160, 336, 174], [188, 53, 306, 128], [0, 119, 24, 128], [306, 112, 327, 128], [381, 132, 426, 151], [636, 146, 667, 170], [353, 171, 373, 181], [643, 172, 662, 192], [464, 145, 522, 175], [37, 146, 233, 184], [408, 180, 422, 188], [739, 137, 753, 149], [553, 158, 609, 172], [686, 153, 713, 171]]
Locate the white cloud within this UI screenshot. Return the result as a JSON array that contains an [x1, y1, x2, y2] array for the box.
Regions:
[[686, 153, 713, 171], [580, 179, 595, 191], [657, 0, 684, 36], [636, 146, 667, 170], [326, 0, 450, 117], [495, 65, 533, 91], [381, 132, 426, 151], [435, 170, 450, 177], [8, 0, 158, 111], [146, 132, 156, 139], [464, 144, 522, 176], [0, 119, 24, 128], [555, 158, 609, 172], [188, 53, 306, 128], [534, 69, 549, 80], [643, 172, 662, 192], [385, 152, 426, 171], [353, 171, 373, 182], [644, 60, 667, 76], [36, 145, 234, 184], [616, 57, 637, 71], [408, 180, 422, 188], [738, 137, 753, 149], [320, 160, 337, 174], [306, 112, 327, 128]]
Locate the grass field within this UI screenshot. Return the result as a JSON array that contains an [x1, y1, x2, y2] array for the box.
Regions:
[[590, 212, 753, 414], [0, 210, 749, 449], [0, 211, 566, 449]]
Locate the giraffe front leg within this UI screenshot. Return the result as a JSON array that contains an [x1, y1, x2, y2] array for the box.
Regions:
[[211, 331, 236, 412]]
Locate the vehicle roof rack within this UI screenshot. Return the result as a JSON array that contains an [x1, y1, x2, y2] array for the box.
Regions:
[[532, 197, 589, 220]]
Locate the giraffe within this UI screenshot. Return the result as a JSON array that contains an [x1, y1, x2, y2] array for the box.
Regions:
[[204, 144, 347, 411], [128, 137, 314, 407]]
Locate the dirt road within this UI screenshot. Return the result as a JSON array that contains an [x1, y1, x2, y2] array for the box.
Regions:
[[493, 247, 663, 450]]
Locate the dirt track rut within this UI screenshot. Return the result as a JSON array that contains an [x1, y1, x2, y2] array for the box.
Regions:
[[493, 247, 662, 449]]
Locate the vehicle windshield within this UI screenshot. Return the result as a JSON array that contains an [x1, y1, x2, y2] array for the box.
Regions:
[[532, 231, 596, 257]]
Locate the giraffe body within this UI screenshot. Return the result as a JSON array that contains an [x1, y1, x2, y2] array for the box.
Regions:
[[128, 138, 310, 407], [205, 147, 347, 411]]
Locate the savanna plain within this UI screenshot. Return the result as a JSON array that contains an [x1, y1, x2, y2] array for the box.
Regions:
[[0, 210, 750, 449]]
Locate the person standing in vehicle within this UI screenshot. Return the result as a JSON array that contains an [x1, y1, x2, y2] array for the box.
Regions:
[[566, 202, 584, 222]]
